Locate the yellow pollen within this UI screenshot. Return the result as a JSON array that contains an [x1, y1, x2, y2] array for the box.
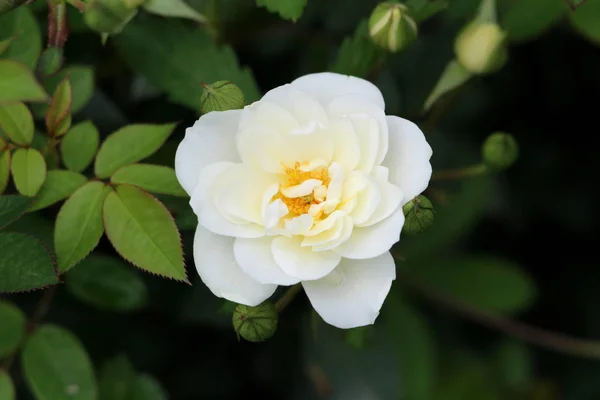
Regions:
[[273, 162, 331, 218]]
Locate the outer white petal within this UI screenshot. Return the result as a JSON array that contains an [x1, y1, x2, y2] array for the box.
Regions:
[[334, 208, 405, 259], [193, 225, 277, 306], [383, 116, 433, 205], [239, 101, 299, 135], [272, 236, 341, 281], [260, 85, 328, 129], [175, 110, 241, 196], [302, 252, 396, 329], [291, 72, 385, 110], [234, 237, 300, 285]]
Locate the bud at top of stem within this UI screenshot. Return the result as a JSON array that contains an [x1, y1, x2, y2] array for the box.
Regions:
[[200, 81, 245, 114], [232, 302, 278, 342], [454, 22, 507, 75], [402, 195, 434, 235], [368, 2, 418, 53], [482, 132, 518, 171]]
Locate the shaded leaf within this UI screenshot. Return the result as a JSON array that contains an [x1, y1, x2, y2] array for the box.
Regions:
[[131, 374, 168, 400], [0, 301, 26, 358], [0, 60, 47, 103], [0, 372, 15, 400], [103, 185, 187, 282], [256, 0, 307, 21], [0, 7, 42, 69], [94, 123, 176, 179], [494, 340, 533, 389], [111, 164, 186, 197], [98, 355, 137, 400], [0, 195, 30, 229], [0, 37, 13, 55], [0, 149, 10, 194], [0, 232, 59, 293], [502, 0, 566, 42], [55, 181, 112, 273], [66, 255, 148, 312], [330, 21, 382, 78], [10, 148, 47, 196], [570, 0, 600, 45], [61, 121, 100, 172], [30, 170, 88, 212], [144, 0, 207, 23], [22, 324, 97, 400], [0, 102, 34, 145]]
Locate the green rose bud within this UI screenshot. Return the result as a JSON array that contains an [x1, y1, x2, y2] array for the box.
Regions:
[[455, 22, 507, 75], [232, 302, 278, 343], [200, 81, 245, 114], [482, 132, 518, 170], [84, 0, 138, 35], [402, 195, 434, 235], [36, 47, 64, 78], [368, 2, 418, 53]]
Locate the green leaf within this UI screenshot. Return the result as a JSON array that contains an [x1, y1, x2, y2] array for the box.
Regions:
[[0, 60, 48, 104], [256, 0, 307, 21], [503, 0, 566, 42], [0, 232, 59, 293], [424, 59, 472, 112], [570, 0, 600, 45], [111, 164, 186, 197], [116, 14, 260, 110], [0, 372, 15, 400], [11, 148, 46, 196], [98, 355, 137, 400], [344, 326, 373, 350], [408, 255, 537, 314], [45, 77, 72, 136], [94, 123, 176, 179], [494, 340, 532, 389], [0, 149, 10, 194], [143, 0, 207, 23], [330, 21, 383, 78], [131, 374, 168, 400], [66, 255, 148, 312], [0, 36, 13, 55], [103, 185, 187, 282], [0, 301, 26, 358], [22, 324, 98, 400], [31, 66, 94, 118], [61, 121, 100, 172], [0, 102, 34, 145], [55, 181, 112, 273], [30, 170, 88, 211], [0, 195, 30, 229], [0, 6, 42, 69], [383, 292, 437, 400]]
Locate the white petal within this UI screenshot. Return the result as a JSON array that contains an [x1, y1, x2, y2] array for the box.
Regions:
[[350, 177, 382, 226], [193, 225, 277, 306], [359, 167, 403, 227], [305, 210, 346, 236], [306, 215, 354, 252], [302, 252, 396, 329], [175, 110, 241, 195], [329, 118, 361, 172], [285, 214, 314, 235], [383, 116, 433, 205], [234, 237, 300, 285], [271, 236, 341, 281], [291, 72, 385, 110], [260, 84, 328, 129], [334, 208, 405, 259], [264, 198, 288, 231], [239, 101, 299, 134], [280, 179, 322, 198]]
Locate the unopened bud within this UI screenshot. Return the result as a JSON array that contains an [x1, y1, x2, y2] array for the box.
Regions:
[[200, 81, 245, 114], [402, 195, 434, 235], [84, 0, 138, 35], [37, 47, 64, 78], [455, 22, 507, 75], [368, 2, 418, 53], [482, 132, 518, 170], [232, 302, 278, 343]]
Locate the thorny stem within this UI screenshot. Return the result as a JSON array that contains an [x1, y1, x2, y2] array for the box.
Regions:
[[399, 270, 600, 359], [275, 284, 303, 313], [1, 286, 58, 372], [432, 163, 487, 181]]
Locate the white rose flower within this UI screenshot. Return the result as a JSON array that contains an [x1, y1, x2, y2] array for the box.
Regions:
[[175, 72, 432, 329]]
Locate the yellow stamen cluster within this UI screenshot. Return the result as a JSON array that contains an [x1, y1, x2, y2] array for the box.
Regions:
[[273, 162, 331, 217]]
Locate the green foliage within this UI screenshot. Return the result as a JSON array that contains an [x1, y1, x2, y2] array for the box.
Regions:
[[45, 77, 72, 137], [0, 195, 30, 229], [10, 148, 47, 197], [0, 301, 26, 358], [143, 0, 207, 23], [344, 326, 373, 350], [110, 164, 186, 197], [131, 374, 168, 400], [330, 21, 383, 78], [570, 0, 600, 44], [94, 123, 176, 179], [55, 181, 112, 272], [256, 0, 307, 21], [200, 81, 245, 114], [98, 355, 137, 400], [32, 66, 94, 118], [0, 149, 10, 193], [424, 59, 472, 111], [494, 340, 533, 390], [115, 14, 260, 110], [0, 60, 48, 103], [501, 0, 566, 42], [0, 372, 15, 400], [233, 302, 278, 342], [30, 170, 88, 212], [0, 232, 58, 292], [0, 101, 34, 145], [0, 6, 42, 69], [60, 121, 100, 172], [22, 325, 98, 400], [66, 255, 148, 312], [103, 185, 187, 282], [0, 37, 13, 55]]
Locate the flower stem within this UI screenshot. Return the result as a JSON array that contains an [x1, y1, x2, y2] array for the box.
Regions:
[[398, 269, 600, 359], [275, 284, 303, 313], [432, 163, 487, 181]]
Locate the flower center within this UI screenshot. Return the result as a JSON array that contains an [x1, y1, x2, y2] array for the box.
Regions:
[[272, 162, 331, 218]]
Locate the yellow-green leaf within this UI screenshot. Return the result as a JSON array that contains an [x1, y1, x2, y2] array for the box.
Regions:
[[61, 121, 100, 172], [45, 77, 72, 136], [0, 7, 42, 69], [111, 164, 186, 197], [30, 170, 88, 212], [143, 0, 207, 23], [0, 102, 34, 145], [0, 371, 15, 400], [0, 37, 14, 55], [0, 60, 48, 104], [11, 148, 47, 196]]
